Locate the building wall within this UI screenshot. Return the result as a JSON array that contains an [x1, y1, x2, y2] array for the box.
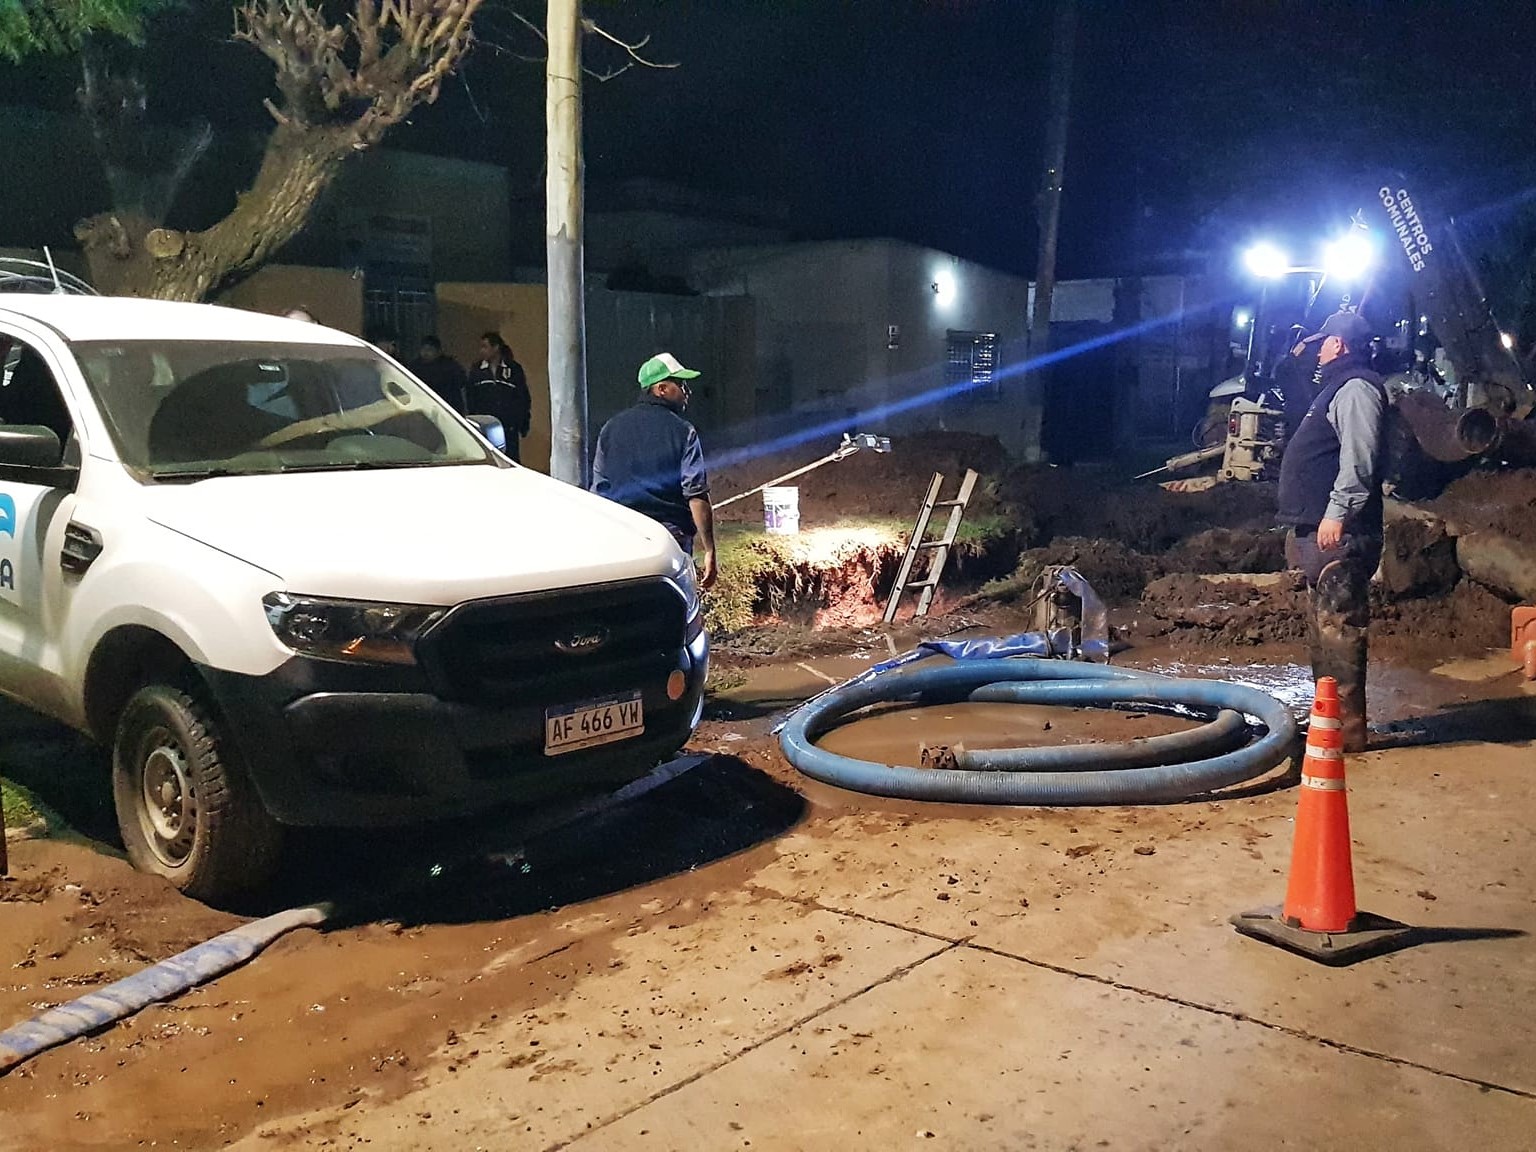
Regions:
[[693, 241, 894, 426], [585, 211, 784, 278], [435, 282, 757, 477], [584, 290, 757, 440], [435, 282, 552, 471], [306, 151, 511, 285], [218, 265, 364, 335], [693, 240, 1040, 459], [880, 244, 1035, 458]]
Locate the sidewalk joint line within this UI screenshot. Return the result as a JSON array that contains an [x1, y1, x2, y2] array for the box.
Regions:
[[545, 938, 961, 1151], [962, 938, 1536, 1102]]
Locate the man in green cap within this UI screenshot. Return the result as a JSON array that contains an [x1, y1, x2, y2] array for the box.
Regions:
[[591, 352, 718, 588]]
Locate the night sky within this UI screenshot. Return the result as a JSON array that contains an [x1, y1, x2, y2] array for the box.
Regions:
[[6, 0, 1536, 279]]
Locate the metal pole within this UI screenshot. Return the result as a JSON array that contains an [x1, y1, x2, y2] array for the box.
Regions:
[[1025, 0, 1077, 463], [546, 0, 588, 486], [711, 451, 843, 510]]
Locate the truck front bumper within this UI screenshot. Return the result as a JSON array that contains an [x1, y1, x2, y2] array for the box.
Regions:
[[198, 628, 708, 827]]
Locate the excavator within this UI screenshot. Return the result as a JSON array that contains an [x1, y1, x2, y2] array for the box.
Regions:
[[1143, 175, 1536, 493]]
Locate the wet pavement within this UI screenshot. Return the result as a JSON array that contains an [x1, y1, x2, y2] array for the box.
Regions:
[[3, 640, 1535, 1151]]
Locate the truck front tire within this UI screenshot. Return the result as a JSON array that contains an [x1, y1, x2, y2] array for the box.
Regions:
[[112, 684, 282, 904]]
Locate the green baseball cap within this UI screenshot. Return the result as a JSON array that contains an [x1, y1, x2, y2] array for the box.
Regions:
[[638, 352, 701, 390]]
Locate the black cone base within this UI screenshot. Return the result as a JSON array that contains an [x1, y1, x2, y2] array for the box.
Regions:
[[1231, 906, 1416, 967]]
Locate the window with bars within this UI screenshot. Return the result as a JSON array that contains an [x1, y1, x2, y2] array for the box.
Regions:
[[945, 330, 1000, 400]]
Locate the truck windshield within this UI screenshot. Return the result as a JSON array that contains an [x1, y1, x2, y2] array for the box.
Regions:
[[70, 340, 495, 479]]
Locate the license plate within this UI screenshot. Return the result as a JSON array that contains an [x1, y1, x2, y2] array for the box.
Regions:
[[544, 691, 644, 756]]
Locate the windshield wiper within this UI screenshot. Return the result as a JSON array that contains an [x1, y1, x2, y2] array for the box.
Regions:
[[149, 467, 253, 483], [275, 459, 474, 473]]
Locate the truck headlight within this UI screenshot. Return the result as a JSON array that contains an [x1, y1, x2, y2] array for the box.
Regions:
[[262, 593, 444, 666], [671, 563, 705, 643]]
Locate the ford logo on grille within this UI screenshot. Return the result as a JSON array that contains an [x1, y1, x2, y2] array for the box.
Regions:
[[555, 628, 608, 654]]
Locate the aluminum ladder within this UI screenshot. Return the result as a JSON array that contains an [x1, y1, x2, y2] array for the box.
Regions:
[[882, 469, 979, 624]]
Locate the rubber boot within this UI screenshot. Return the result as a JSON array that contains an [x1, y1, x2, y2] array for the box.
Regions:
[[1312, 560, 1371, 754]]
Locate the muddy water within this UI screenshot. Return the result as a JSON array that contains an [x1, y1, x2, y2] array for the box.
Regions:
[[818, 702, 1198, 768]]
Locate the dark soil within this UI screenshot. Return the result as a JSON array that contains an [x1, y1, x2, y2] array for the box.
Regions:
[[1005, 469, 1279, 552], [999, 537, 1158, 603], [1137, 574, 1308, 647], [1430, 466, 1536, 544], [1163, 527, 1287, 575], [1379, 513, 1460, 599], [1374, 579, 1518, 659], [709, 431, 1524, 659], [712, 432, 1011, 527]]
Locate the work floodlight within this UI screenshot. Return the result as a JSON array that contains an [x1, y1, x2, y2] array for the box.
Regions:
[[1322, 232, 1375, 281], [1243, 241, 1290, 280]]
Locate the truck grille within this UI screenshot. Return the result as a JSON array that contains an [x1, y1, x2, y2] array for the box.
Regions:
[[416, 578, 686, 704]]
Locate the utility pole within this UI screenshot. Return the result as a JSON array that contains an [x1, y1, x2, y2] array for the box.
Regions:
[[546, 0, 588, 485], [1025, 0, 1077, 462]]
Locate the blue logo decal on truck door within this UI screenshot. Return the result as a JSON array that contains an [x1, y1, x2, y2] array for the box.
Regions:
[[0, 493, 13, 538]]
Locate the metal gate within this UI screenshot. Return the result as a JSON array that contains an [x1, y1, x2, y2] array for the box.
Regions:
[[363, 283, 436, 353]]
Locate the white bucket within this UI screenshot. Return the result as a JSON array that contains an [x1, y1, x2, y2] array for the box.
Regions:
[[762, 486, 800, 535]]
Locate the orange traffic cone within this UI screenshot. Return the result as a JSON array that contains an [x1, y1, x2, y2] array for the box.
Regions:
[[1280, 678, 1357, 932], [1231, 677, 1413, 965]]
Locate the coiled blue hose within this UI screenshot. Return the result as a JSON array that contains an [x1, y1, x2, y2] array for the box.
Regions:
[[779, 659, 1296, 805]]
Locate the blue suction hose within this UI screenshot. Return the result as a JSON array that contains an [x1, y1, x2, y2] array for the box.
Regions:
[[779, 659, 1296, 805]]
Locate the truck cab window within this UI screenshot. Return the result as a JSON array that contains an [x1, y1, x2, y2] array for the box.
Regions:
[[0, 336, 77, 465]]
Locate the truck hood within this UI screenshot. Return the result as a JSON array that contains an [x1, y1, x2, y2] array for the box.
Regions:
[[139, 464, 683, 604]]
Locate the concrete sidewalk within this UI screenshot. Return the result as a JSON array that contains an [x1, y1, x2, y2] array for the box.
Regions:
[[223, 736, 1536, 1152]]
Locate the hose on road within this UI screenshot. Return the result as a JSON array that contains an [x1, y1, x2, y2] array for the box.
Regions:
[[0, 903, 331, 1075], [779, 658, 1296, 805]]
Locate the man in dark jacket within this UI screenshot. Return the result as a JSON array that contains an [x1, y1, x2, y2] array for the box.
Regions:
[[410, 334, 469, 414], [466, 332, 532, 462], [1275, 311, 1387, 751], [591, 352, 718, 589]]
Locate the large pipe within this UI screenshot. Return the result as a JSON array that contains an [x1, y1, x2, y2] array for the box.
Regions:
[[1396, 390, 1502, 462], [1457, 532, 1536, 604]]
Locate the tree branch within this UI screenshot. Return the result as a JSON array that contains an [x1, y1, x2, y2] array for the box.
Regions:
[[580, 18, 679, 70], [234, 0, 482, 142], [478, 7, 676, 82]]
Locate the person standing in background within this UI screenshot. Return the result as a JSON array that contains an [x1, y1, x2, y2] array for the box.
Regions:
[[410, 334, 470, 414], [591, 353, 718, 589], [467, 332, 531, 462]]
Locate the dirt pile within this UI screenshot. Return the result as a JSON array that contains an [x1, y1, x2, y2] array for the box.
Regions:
[[1374, 579, 1516, 658], [1430, 467, 1536, 544], [984, 537, 1158, 604], [1137, 574, 1307, 646], [712, 432, 1011, 527], [1006, 469, 1279, 552]]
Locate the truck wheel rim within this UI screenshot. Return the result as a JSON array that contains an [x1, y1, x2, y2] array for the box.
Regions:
[[139, 735, 197, 867]]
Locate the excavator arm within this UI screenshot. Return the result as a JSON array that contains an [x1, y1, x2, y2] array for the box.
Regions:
[[1364, 176, 1535, 421]]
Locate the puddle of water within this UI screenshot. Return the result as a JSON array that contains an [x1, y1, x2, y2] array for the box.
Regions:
[[1127, 653, 1510, 729], [1139, 659, 1317, 712], [818, 701, 1197, 769]]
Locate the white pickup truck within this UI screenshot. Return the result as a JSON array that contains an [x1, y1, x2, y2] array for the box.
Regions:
[[0, 294, 707, 902]]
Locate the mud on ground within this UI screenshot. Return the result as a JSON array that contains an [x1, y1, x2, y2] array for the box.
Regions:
[[711, 434, 1527, 661], [1430, 466, 1536, 543], [712, 432, 1011, 527]]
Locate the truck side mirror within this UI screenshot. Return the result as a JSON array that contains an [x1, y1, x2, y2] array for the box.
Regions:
[[0, 425, 63, 468], [468, 414, 506, 451]]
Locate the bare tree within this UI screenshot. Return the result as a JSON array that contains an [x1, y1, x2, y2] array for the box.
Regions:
[[75, 0, 483, 300]]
